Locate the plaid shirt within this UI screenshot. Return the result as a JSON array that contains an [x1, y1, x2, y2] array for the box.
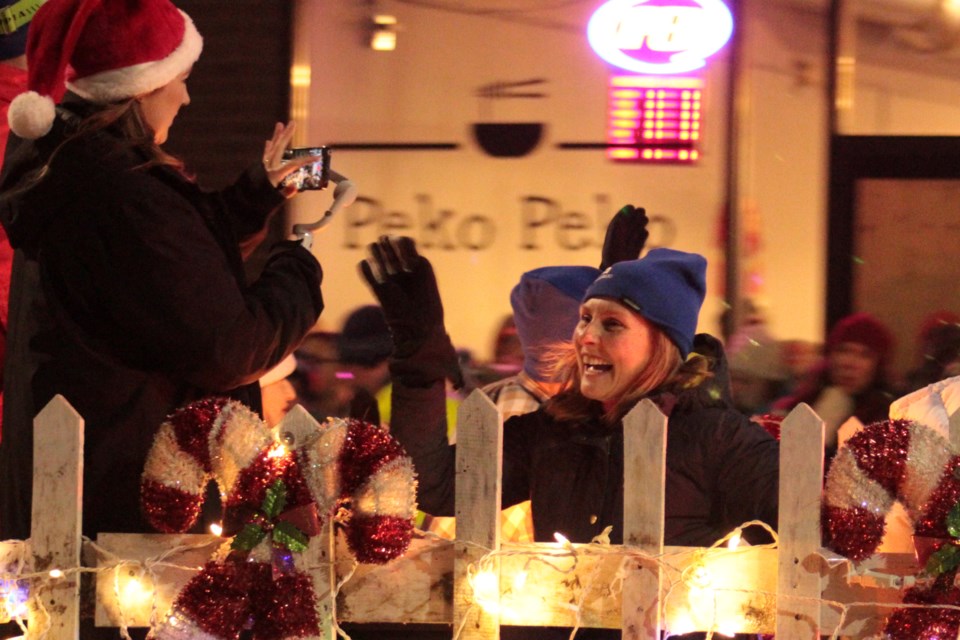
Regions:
[[423, 373, 546, 542], [483, 371, 550, 420]]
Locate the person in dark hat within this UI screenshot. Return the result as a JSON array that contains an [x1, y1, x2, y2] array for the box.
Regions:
[[361, 237, 779, 640], [337, 304, 394, 371], [477, 206, 648, 543], [0, 0, 325, 557], [335, 304, 394, 424], [904, 311, 960, 392], [483, 205, 650, 419], [772, 311, 899, 464]]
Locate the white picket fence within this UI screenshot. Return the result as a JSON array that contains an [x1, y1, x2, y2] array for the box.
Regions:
[[0, 391, 937, 639]]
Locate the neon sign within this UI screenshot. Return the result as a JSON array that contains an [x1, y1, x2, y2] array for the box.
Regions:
[[587, 0, 734, 75]]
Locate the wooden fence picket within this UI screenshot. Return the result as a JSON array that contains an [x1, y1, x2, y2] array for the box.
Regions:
[[27, 395, 83, 640], [622, 399, 666, 640], [454, 391, 502, 640], [776, 402, 825, 638]]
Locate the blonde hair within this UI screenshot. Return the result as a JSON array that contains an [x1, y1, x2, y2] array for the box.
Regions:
[[544, 321, 711, 425]]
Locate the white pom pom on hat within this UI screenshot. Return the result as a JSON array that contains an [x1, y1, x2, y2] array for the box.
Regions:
[[8, 0, 202, 140], [8, 90, 55, 139]]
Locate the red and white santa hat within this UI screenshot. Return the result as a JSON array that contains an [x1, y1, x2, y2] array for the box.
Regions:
[[8, 0, 202, 140]]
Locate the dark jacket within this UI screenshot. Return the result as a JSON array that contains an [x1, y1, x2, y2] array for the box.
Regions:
[[394, 334, 779, 547], [0, 99, 324, 539]]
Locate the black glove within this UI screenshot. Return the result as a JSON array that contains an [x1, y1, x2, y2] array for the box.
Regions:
[[359, 235, 464, 389], [599, 204, 649, 270]]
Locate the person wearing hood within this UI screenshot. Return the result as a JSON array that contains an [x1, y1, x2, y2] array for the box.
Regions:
[[361, 237, 779, 639], [0, 0, 324, 544]]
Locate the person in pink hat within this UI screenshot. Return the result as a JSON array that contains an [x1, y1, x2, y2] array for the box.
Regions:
[[0, 0, 325, 578]]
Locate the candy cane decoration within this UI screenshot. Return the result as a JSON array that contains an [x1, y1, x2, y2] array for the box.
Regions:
[[823, 418, 960, 562], [823, 417, 960, 639], [141, 398, 417, 640]]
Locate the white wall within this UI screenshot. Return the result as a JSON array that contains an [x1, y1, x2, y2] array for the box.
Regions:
[[739, 2, 829, 345], [286, 0, 960, 361], [291, 0, 734, 359]]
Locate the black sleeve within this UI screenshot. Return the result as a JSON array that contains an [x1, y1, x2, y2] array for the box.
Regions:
[[389, 379, 456, 516], [501, 412, 535, 510], [710, 409, 780, 540], [196, 163, 286, 242], [39, 178, 322, 390]]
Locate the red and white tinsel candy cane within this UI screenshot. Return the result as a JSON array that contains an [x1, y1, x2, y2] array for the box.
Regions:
[[141, 397, 273, 533], [822, 418, 960, 562], [141, 399, 417, 640], [293, 416, 418, 564], [823, 417, 960, 639]]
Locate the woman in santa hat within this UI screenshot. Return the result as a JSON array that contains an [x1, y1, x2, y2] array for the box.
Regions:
[[0, 0, 325, 558]]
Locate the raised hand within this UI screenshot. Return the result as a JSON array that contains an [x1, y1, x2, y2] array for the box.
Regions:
[[261, 122, 320, 197], [600, 204, 650, 270], [360, 236, 464, 388]]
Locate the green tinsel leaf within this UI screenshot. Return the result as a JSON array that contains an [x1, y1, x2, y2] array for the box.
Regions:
[[946, 502, 960, 539], [925, 544, 960, 576], [273, 520, 309, 553], [231, 524, 266, 552], [262, 479, 288, 519]]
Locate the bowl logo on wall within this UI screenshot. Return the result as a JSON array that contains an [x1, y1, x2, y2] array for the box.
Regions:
[[587, 0, 734, 75], [472, 78, 547, 158]]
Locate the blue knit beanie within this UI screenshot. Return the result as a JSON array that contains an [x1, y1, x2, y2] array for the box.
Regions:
[[511, 265, 601, 381], [583, 248, 707, 358]]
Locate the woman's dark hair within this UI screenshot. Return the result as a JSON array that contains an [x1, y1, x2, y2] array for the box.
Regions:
[[17, 95, 190, 194], [543, 320, 711, 425], [75, 97, 188, 174]]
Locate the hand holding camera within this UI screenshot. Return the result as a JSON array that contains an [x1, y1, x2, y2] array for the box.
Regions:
[[262, 122, 331, 197], [263, 123, 357, 249]]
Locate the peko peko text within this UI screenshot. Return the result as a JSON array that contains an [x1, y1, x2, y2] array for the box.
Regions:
[[341, 194, 675, 251]]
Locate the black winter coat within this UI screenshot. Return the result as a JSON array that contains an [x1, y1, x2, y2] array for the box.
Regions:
[[395, 334, 779, 547], [0, 99, 324, 539]]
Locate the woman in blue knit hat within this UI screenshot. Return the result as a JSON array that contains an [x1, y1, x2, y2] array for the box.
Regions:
[[362, 237, 779, 640]]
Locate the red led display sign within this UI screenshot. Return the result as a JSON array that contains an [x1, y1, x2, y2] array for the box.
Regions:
[[587, 0, 732, 164], [606, 75, 702, 163]]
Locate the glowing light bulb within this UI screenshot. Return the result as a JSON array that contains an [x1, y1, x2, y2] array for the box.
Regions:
[[1, 580, 30, 621], [512, 570, 527, 591], [121, 576, 152, 608], [553, 532, 570, 546], [471, 568, 501, 615], [727, 532, 741, 549], [48, 569, 63, 579], [210, 523, 223, 536], [267, 443, 287, 458]]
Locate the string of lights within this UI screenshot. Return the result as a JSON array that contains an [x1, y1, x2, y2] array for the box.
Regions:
[[3, 521, 958, 639]]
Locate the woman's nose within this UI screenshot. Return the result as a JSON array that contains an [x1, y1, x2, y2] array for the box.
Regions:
[[578, 322, 599, 344]]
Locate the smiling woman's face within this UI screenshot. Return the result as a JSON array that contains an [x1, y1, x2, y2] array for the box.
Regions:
[[138, 69, 191, 144], [574, 297, 655, 411]]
